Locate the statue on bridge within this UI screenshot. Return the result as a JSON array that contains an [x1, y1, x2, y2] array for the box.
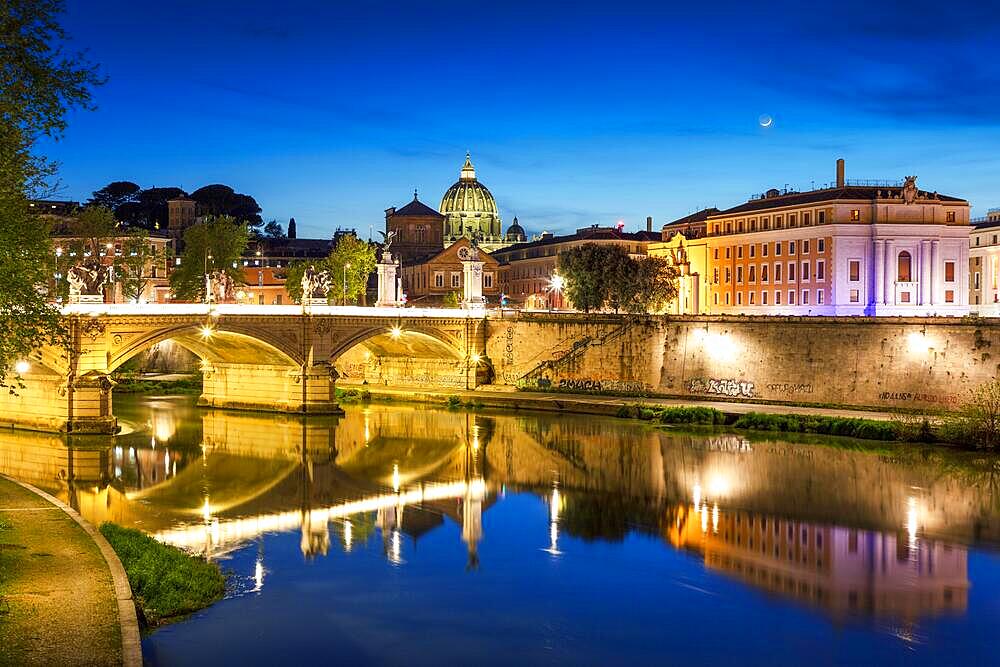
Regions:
[[205, 270, 235, 303], [301, 264, 332, 304], [67, 262, 112, 303]]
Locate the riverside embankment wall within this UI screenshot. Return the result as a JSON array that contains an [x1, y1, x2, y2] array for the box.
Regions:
[[485, 314, 1000, 411]]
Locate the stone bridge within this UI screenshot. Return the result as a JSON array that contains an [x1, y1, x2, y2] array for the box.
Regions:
[[4, 304, 490, 433]]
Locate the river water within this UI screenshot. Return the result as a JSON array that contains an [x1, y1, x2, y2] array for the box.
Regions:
[[2, 394, 999, 665]]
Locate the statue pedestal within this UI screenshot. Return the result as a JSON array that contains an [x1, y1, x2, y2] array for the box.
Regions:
[[462, 259, 485, 309], [376, 251, 402, 307], [303, 297, 328, 306], [68, 294, 103, 305]]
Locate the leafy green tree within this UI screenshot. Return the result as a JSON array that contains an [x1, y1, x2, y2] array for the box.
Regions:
[[557, 244, 612, 313], [168, 216, 249, 301], [602, 246, 635, 313], [117, 229, 167, 302], [442, 291, 461, 308], [190, 184, 262, 228], [0, 0, 103, 389], [87, 181, 140, 210], [283, 235, 376, 305], [624, 256, 678, 314], [51, 206, 117, 300], [263, 219, 285, 239]]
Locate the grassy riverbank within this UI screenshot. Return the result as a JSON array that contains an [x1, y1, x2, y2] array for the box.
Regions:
[[99, 523, 225, 627], [113, 376, 202, 395]]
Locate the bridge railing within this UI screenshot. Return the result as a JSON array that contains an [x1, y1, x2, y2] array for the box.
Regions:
[[60, 303, 491, 319]]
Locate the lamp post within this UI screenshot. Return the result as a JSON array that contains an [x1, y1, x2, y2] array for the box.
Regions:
[[342, 262, 351, 306], [548, 273, 564, 311]]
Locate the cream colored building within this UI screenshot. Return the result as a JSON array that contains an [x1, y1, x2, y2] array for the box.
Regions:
[[969, 209, 1000, 313], [648, 232, 710, 314]]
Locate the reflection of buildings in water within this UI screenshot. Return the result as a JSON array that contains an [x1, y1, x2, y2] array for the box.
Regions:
[[668, 503, 969, 622]]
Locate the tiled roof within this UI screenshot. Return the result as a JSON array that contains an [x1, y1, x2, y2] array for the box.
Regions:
[[490, 226, 655, 258], [393, 198, 443, 218], [712, 187, 965, 217]]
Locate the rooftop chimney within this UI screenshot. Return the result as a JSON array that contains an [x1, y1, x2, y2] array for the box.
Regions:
[[836, 158, 845, 188], [646, 216, 653, 232]]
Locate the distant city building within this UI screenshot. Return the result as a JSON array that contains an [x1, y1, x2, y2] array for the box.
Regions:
[[492, 224, 659, 309], [660, 208, 718, 240], [167, 196, 196, 247], [968, 208, 1000, 312], [440, 153, 509, 253], [239, 238, 336, 305], [384, 191, 445, 263], [50, 229, 173, 303], [703, 159, 970, 316], [29, 199, 80, 220], [399, 238, 501, 306]]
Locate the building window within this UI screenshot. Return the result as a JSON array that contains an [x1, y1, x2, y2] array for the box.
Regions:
[[714, 293, 719, 305], [737, 292, 742, 305], [849, 260, 861, 282], [818, 239, 825, 252], [750, 219, 757, 231], [726, 222, 732, 233], [975, 271, 981, 290], [775, 291, 781, 305], [802, 290, 810, 305], [761, 265, 769, 282], [788, 262, 796, 281], [762, 243, 769, 257], [775, 242, 782, 256], [945, 261, 955, 282], [850, 209, 861, 221], [897, 251, 912, 282], [749, 266, 756, 283], [275, 295, 283, 305], [451, 273, 461, 288], [816, 260, 825, 280], [850, 289, 860, 303], [801, 262, 810, 280], [774, 263, 782, 282], [434, 272, 444, 288], [714, 248, 719, 259], [749, 291, 755, 305], [484, 272, 494, 288], [725, 268, 731, 283], [789, 214, 797, 227], [726, 293, 730, 305], [737, 266, 744, 284], [946, 289, 955, 303], [775, 215, 783, 228], [725, 247, 731, 259], [901, 291, 911, 303], [762, 291, 768, 305], [946, 211, 956, 222], [789, 241, 796, 255], [714, 224, 720, 235], [817, 290, 824, 305], [738, 246, 744, 259], [976, 237, 981, 246], [818, 211, 826, 224], [749, 245, 755, 258], [803, 212, 811, 225], [788, 290, 795, 305], [713, 268, 719, 284]]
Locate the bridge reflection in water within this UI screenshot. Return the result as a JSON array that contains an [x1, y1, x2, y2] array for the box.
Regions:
[[1, 397, 997, 628]]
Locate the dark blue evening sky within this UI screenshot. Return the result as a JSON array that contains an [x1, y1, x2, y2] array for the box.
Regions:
[[44, 0, 1000, 238]]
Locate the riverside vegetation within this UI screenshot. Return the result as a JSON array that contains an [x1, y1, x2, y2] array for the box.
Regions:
[[99, 523, 225, 627]]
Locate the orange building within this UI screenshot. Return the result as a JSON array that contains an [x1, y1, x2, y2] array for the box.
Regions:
[[399, 238, 501, 306]]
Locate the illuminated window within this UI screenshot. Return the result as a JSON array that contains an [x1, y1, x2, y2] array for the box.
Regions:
[[849, 260, 860, 282], [850, 209, 861, 221], [897, 251, 912, 282], [850, 289, 860, 303], [945, 289, 955, 303], [945, 261, 955, 282]]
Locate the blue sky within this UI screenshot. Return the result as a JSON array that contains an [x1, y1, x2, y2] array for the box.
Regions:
[[42, 0, 1000, 239]]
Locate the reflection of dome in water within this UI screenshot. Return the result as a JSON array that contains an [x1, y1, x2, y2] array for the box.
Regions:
[[439, 152, 503, 246], [505, 216, 526, 243]]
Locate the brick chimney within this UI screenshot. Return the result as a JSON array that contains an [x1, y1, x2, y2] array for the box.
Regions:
[[836, 158, 845, 188], [646, 216, 653, 232]]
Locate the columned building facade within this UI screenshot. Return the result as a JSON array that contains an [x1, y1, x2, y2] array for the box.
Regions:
[[969, 209, 1000, 313], [703, 161, 970, 316]]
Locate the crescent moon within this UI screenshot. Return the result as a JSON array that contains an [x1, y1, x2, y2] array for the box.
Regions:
[[759, 114, 773, 128]]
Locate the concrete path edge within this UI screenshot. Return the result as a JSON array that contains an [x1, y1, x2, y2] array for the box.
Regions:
[[0, 474, 142, 667]]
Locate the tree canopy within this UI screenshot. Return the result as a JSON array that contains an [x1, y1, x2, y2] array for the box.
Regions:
[[557, 243, 678, 314], [1, 0, 103, 389], [87, 181, 264, 231], [168, 216, 249, 301], [284, 235, 376, 305]]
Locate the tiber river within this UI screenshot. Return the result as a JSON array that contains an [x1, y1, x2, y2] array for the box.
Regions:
[[2, 395, 1000, 665]]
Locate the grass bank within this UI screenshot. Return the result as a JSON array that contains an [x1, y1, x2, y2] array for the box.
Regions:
[[99, 523, 225, 627], [618, 404, 913, 442], [113, 376, 202, 395]]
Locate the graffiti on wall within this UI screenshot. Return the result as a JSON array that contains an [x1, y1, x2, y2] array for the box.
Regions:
[[687, 377, 756, 399], [557, 378, 649, 393], [877, 391, 959, 406], [764, 382, 814, 395]]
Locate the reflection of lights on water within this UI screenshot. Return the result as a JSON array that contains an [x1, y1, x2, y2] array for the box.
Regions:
[[164, 451, 170, 476], [363, 413, 370, 444], [202, 497, 212, 523], [253, 558, 264, 592], [544, 482, 563, 556], [693, 483, 701, 508], [708, 474, 729, 497], [343, 519, 353, 551], [701, 503, 709, 533], [128, 447, 135, 462], [392, 464, 400, 493], [150, 436, 156, 449], [389, 529, 403, 565], [712, 503, 719, 534], [114, 466, 122, 478], [907, 496, 919, 551]]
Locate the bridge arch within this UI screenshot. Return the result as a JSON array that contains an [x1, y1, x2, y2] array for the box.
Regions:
[[107, 323, 302, 373], [328, 325, 466, 363]]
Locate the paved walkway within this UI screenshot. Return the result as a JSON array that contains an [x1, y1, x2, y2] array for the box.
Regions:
[[0, 478, 128, 666], [344, 384, 906, 421]]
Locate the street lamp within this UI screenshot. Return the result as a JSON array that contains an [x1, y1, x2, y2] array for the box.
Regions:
[[547, 273, 565, 311], [343, 262, 351, 306]]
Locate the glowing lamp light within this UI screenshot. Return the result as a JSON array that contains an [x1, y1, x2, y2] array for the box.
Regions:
[[14, 360, 30, 375], [549, 274, 565, 292], [199, 325, 215, 339], [470, 352, 482, 364], [390, 326, 403, 339], [907, 331, 932, 355]]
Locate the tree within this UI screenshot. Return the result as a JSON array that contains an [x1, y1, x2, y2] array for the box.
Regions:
[[190, 184, 262, 228], [625, 256, 678, 314], [263, 220, 285, 239], [87, 181, 140, 211], [117, 229, 167, 302], [602, 246, 635, 313], [116, 186, 186, 230], [442, 291, 461, 308], [283, 235, 376, 305], [0, 0, 103, 389], [168, 216, 249, 301], [51, 206, 118, 300], [557, 244, 613, 313]]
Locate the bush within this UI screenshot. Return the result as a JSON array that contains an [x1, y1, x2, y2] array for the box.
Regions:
[[113, 377, 202, 395], [445, 395, 462, 408], [99, 523, 225, 626], [652, 406, 727, 425], [733, 412, 897, 441], [939, 379, 1000, 449]]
